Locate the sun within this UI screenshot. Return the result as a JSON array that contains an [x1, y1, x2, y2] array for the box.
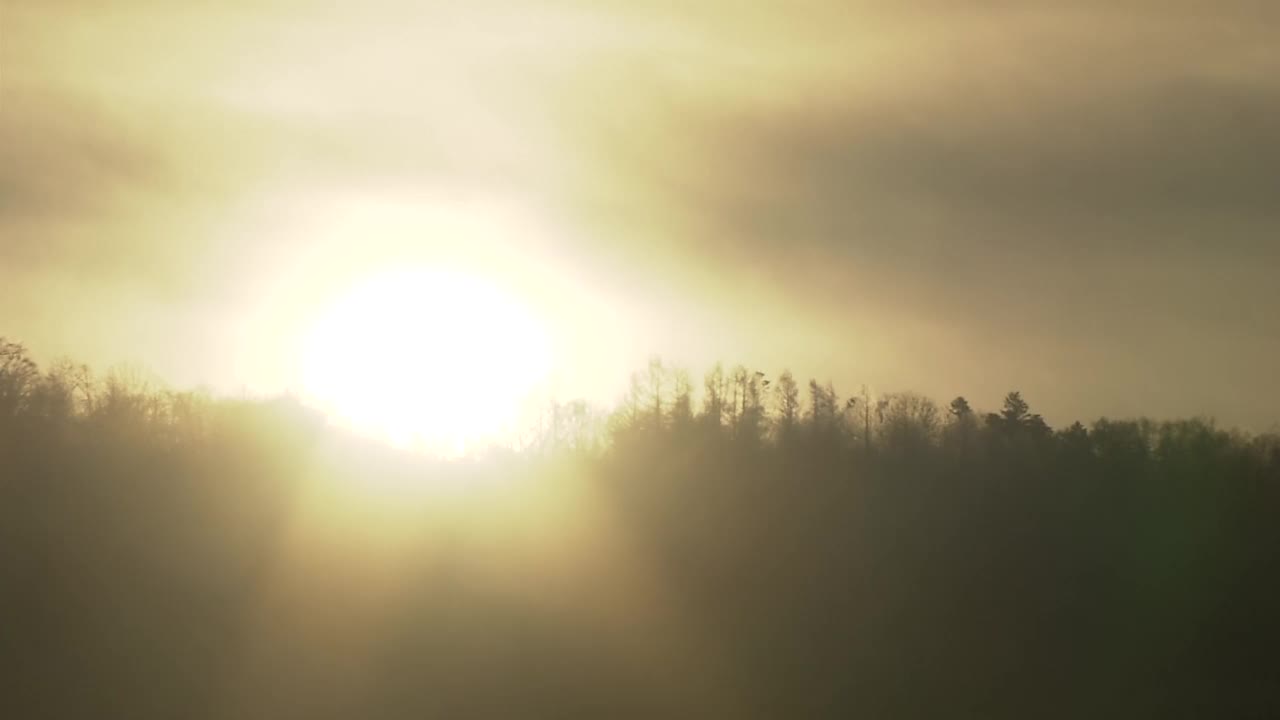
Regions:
[[301, 268, 552, 454]]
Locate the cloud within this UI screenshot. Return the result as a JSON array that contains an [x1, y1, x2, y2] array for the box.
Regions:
[[532, 2, 1280, 426], [2, 0, 1278, 426]]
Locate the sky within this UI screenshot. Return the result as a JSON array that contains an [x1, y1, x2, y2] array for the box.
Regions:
[[3, 0, 1279, 430]]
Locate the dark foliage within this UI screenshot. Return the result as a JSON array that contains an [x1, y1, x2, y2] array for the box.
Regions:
[[3, 340, 1278, 718]]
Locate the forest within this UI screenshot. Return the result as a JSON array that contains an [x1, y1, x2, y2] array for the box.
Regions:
[[3, 337, 1278, 718]]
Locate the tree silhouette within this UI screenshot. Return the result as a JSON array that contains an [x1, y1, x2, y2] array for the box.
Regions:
[[703, 362, 726, 432], [3, 338, 1278, 720], [0, 339, 38, 419], [774, 369, 801, 440], [945, 395, 977, 457], [1000, 390, 1030, 424], [670, 368, 694, 430]]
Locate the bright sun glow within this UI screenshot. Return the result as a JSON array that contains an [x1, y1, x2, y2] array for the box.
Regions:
[[302, 268, 552, 454]]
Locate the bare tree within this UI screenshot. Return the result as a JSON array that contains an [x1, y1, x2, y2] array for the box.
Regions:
[[808, 379, 840, 443], [702, 363, 726, 430], [0, 339, 39, 419], [879, 392, 941, 457], [670, 368, 693, 430], [735, 368, 766, 445], [644, 356, 666, 430], [774, 370, 801, 438]]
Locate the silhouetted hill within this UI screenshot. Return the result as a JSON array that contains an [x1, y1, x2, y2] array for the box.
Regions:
[[3, 341, 1278, 718]]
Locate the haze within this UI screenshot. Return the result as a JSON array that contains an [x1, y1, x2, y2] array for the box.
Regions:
[[3, 0, 1278, 430]]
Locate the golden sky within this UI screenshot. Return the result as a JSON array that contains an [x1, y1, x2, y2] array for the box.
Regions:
[[3, 0, 1279, 429]]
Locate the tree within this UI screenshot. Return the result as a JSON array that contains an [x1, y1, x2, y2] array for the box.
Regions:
[[46, 359, 95, 417], [807, 379, 841, 446], [26, 366, 74, 424], [644, 356, 666, 430], [617, 370, 647, 432], [92, 364, 162, 441], [1090, 418, 1154, 478], [734, 368, 766, 446], [945, 395, 978, 457], [0, 339, 38, 419], [670, 368, 693, 430], [541, 398, 605, 453], [1057, 421, 1092, 467], [728, 365, 748, 429], [986, 391, 1050, 438], [702, 363, 726, 431], [846, 385, 876, 456], [774, 370, 801, 439], [879, 392, 940, 458], [1000, 391, 1030, 425]]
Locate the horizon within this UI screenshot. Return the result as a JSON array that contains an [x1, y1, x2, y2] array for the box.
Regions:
[[4, 0, 1279, 436], [4, 3, 1280, 713], [3, 334, 1274, 459]]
